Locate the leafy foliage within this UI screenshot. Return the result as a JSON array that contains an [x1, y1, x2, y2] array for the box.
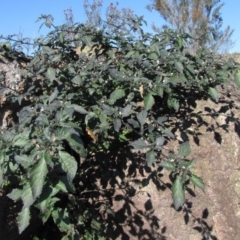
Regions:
[[0, 12, 239, 239]]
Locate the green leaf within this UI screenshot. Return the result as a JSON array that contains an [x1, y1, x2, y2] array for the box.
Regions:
[[58, 32, 64, 43], [178, 141, 191, 157], [129, 139, 150, 149], [55, 180, 68, 193], [91, 219, 102, 231], [161, 127, 175, 139], [146, 150, 157, 167], [127, 119, 140, 128], [71, 75, 83, 85], [148, 52, 158, 60], [35, 186, 54, 214], [172, 176, 185, 210], [102, 104, 114, 115], [7, 188, 22, 201], [208, 87, 219, 103], [66, 134, 86, 158], [121, 105, 132, 117], [52, 54, 61, 63], [41, 209, 52, 224], [13, 131, 31, 147], [190, 174, 205, 192], [144, 93, 155, 111], [69, 104, 88, 114], [52, 208, 71, 232], [158, 161, 175, 171], [55, 127, 72, 140], [49, 87, 59, 103], [167, 98, 179, 111], [18, 207, 30, 234], [0, 166, 2, 186], [157, 116, 168, 125], [175, 62, 183, 73], [127, 92, 135, 102], [137, 110, 147, 126], [21, 182, 34, 209], [30, 155, 48, 199], [14, 155, 33, 169], [234, 71, 240, 88], [125, 50, 135, 58], [46, 67, 56, 82], [85, 112, 96, 125], [186, 159, 195, 169], [110, 89, 125, 102], [157, 87, 163, 98], [114, 118, 122, 132], [155, 136, 165, 149], [58, 151, 77, 182]]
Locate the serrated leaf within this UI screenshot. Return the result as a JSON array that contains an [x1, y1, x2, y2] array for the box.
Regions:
[[30, 155, 48, 199], [18, 207, 30, 234], [121, 105, 132, 117], [178, 141, 191, 157], [7, 188, 22, 201], [172, 176, 185, 210], [69, 104, 88, 114], [129, 139, 150, 149], [146, 150, 157, 167], [114, 118, 122, 132], [190, 174, 205, 192], [208, 87, 218, 103], [14, 155, 33, 169], [144, 93, 155, 111], [49, 87, 59, 103], [46, 67, 56, 82], [158, 161, 175, 171], [58, 151, 77, 182], [234, 71, 240, 88], [174, 62, 183, 73], [137, 110, 147, 126], [110, 89, 125, 102]]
